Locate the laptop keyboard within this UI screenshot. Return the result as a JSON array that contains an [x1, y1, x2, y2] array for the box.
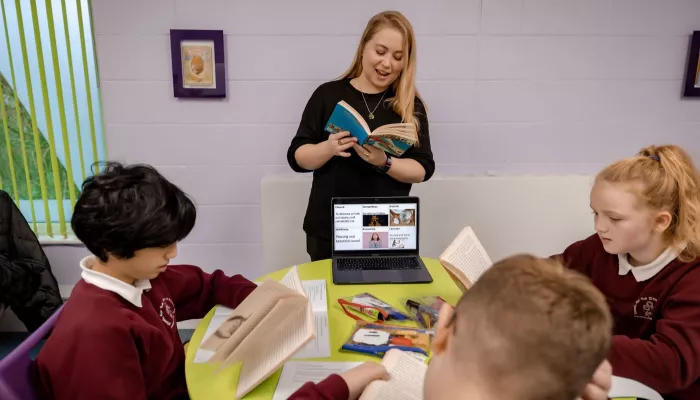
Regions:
[[337, 256, 421, 271]]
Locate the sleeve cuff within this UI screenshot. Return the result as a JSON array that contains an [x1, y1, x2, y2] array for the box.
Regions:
[[237, 279, 258, 302], [404, 156, 434, 182], [221, 275, 258, 309], [240, 286, 256, 300], [316, 374, 350, 399], [287, 140, 316, 172]]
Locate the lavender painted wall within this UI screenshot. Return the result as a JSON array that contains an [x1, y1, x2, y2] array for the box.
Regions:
[[44, 0, 700, 285]]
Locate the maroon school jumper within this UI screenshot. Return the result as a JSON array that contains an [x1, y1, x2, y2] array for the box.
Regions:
[[35, 258, 256, 400], [556, 234, 700, 400], [288, 374, 350, 399]]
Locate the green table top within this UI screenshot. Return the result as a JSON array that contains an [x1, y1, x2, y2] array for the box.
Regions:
[[184, 257, 462, 399]]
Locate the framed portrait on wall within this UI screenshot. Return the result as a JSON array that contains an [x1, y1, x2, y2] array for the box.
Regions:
[[169, 29, 226, 98], [683, 31, 700, 97]]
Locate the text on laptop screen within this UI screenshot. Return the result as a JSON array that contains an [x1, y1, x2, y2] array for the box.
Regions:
[[333, 203, 418, 251]]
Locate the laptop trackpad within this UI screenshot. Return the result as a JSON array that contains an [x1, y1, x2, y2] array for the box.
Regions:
[[362, 270, 408, 283], [341, 270, 364, 283]]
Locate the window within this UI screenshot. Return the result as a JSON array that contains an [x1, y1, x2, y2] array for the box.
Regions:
[[0, 0, 106, 241]]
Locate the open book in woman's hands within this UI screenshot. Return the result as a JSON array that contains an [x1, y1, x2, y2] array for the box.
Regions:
[[199, 266, 315, 399], [325, 100, 418, 157]]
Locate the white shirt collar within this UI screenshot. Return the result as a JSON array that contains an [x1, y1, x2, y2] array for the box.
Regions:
[[80, 256, 152, 307], [618, 246, 679, 282]]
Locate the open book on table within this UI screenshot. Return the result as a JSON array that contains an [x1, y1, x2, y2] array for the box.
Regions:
[[324, 100, 417, 157], [359, 349, 428, 400], [198, 266, 315, 399], [439, 226, 493, 292]]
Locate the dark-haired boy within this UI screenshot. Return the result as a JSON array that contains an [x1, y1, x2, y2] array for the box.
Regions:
[[35, 162, 257, 399]]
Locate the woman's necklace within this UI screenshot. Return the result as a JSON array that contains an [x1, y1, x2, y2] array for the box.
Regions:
[[361, 89, 387, 120]]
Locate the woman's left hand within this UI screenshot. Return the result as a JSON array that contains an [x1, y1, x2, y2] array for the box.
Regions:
[[353, 143, 387, 167]]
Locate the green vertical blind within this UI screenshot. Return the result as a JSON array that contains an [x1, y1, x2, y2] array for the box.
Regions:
[[0, 0, 106, 239]]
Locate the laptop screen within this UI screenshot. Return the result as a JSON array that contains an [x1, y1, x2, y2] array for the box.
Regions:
[[333, 201, 418, 252]]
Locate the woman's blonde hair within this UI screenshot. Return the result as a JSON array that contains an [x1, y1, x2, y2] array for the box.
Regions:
[[596, 144, 700, 262], [339, 11, 425, 139]]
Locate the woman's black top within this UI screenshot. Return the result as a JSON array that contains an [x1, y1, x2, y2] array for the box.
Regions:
[[286, 78, 435, 240]]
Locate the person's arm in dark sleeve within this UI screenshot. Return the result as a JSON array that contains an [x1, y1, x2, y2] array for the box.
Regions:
[[288, 361, 388, 400], [388, 97, 435, 183], [549, 234, 598, 277], [287, 85, 331, 172], [288, 374, 350, 400], [0, 254, 34, 309], [159, 264, 257, 322], [0, 253, 46, 331], [608, 269, 700, 395]]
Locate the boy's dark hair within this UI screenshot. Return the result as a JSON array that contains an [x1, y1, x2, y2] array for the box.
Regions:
[[71, 162, 196, 262], [450, 254, 612, 400]]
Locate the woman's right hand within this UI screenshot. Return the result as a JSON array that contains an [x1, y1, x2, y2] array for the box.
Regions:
[[293, 131, 358, 170], [324, 131, 357, 158]]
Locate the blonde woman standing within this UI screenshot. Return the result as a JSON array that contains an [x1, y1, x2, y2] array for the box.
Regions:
[[287, 11, 435, 262]]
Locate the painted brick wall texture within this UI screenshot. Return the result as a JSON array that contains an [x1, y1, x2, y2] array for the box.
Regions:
[[44, 0, 700, 284]]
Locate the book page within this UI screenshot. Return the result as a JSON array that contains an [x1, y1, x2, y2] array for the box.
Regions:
[[193, 305, 234, 363], [194, 279, 327, 364], [359, 349, 427, 400], [233, 296, 315, 399], [279, 266, 318, 358], [439, 226, 493, 288], [272, 361, 363, 400], [280, 265, 306, 296], [293, 280, 330, 359], [609, 376, 663, 400], [372, 123, 417, 140], [367, 124, 417, 156], [443, 267, 468, 294], [200, 278, 301, 363]]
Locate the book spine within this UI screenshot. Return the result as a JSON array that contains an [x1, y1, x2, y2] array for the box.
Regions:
[[443, 266, 469, 293]]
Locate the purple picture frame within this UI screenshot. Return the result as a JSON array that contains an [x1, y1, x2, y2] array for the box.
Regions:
[[683, 31, 700, 98], [169, 29, 226, 98]]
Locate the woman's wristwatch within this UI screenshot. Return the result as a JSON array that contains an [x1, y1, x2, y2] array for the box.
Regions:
[[375, 154, 393, 174]]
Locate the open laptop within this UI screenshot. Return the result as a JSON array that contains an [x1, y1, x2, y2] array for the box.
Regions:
[[331, 196, 433, 285]]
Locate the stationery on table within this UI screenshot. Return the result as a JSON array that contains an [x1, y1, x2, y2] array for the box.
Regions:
[[358, 349, 428, 400], [404, 296, 447, 329], [325, 100, 418, 157], [341, 321, 432, 359], [339, 292, 412, 323], [439, 226, 493, 292], [196, 266, 316, 399], [272, 361, 363, 400]]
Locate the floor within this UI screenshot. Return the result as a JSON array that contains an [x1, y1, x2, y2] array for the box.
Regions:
[[0, 329, 195, 360]]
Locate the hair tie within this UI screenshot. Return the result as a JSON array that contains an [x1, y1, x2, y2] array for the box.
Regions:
[[649, 155, 660, 161]]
